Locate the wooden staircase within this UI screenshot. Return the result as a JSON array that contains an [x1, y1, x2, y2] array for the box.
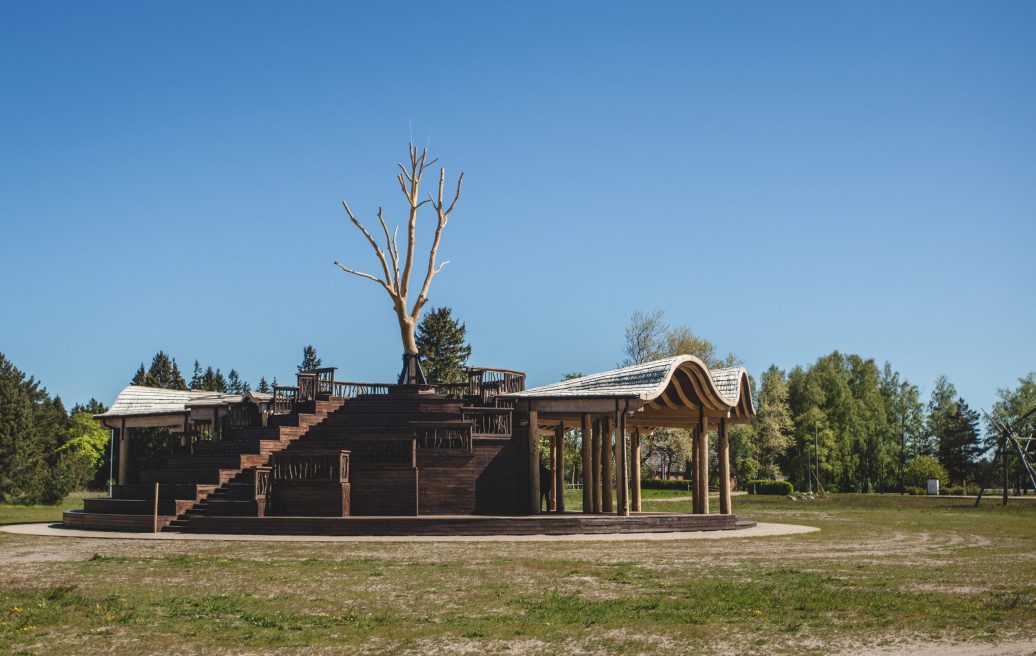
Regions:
[[63, 398, 344, 532]]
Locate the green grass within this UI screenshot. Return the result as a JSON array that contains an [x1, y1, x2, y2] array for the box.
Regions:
[[0, 492, 1034, 655], [0, 491, 103, 526]]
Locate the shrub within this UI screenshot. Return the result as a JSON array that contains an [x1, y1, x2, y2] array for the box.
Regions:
[[746, 479, 794, 495], [903, 455, 948, 489], [641, 479, 693, 491], [941, 485, 966, 496], [905, 486, 926, 496]]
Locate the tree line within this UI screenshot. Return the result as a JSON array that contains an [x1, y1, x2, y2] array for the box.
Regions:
[[624, 309, 1034, 494]]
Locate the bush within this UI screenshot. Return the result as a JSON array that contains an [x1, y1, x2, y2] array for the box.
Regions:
[[746, 479, 794, 495], [903, 455, 948, 489], [941, 485, 966, 496], [641, 479, 693, 491], [905, 486, 926, 496]]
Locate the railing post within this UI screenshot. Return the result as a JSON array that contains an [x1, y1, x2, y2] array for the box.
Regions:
[[152, 482, 159, 533]]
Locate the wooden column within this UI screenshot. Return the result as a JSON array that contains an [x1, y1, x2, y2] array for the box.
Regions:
[[555, 422, 565, 513], [631, 427, 642, 512], [719, 417, 731, 515], [591, 419, 602, 512], [548, 430, 557, 512], [528, 406, 540, 514], [698, 414, 710, 515], [601, 417, 613, 512], [581, 413, 592, 513], [616, 404, 629, 516], [118, 418, 129, 485]]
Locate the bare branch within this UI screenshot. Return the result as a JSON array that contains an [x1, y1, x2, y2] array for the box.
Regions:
[[342, 200, 395, 292], [444, 172, 464, 217], [410, 168, 460, 321], [376, 207, 400, 289], [397, 162, 412, 183], [334, 261, 392, 293]]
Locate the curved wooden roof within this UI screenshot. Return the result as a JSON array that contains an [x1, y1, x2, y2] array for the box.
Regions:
[[510, 356, 755, 424]]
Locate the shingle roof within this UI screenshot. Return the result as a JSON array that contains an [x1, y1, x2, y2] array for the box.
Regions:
[[509, 355, 752, 412], [96, 386, 241, 418]]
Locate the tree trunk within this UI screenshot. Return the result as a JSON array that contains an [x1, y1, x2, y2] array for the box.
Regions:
[[398, 315, 418, 355]]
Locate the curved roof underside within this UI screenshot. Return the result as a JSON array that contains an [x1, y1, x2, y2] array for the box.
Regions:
[[510, 356, 755, 422]]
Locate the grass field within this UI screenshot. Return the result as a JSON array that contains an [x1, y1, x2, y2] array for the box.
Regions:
[[0, 492, 1033, 655]]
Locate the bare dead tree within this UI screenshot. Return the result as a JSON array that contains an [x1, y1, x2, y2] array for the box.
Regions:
[[334, 143, 463, 382]]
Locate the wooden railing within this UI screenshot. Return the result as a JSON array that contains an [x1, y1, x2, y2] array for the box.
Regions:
[[415, 422, 473, 452], [465, 367, 526, 405], [254, 466, 271, 498], [271, 450, 350, 483], [296, 367, 338, 401], [226, 402, 262, 429], [333, 381, 391, 398], [462, 407, 513, 436], [347, 438, 416, 467], [434, 382, 469, 399], [272, 386, 298, 415]]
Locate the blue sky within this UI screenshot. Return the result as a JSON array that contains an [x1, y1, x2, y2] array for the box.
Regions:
[[1, 1, 1033, 414]]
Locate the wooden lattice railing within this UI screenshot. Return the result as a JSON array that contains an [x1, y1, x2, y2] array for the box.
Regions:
[[461, 407, 513, 436], [415, 422, 473, 452], [465, 367, 526, 405], [271, 450, 350, 483], [272, 386, 298, 414], [333, 381, 391, 398]]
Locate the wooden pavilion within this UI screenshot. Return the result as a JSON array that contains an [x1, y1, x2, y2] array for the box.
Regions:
[[64, 356, 756, 536]]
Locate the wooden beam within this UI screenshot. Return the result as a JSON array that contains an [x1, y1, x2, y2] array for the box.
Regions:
[[615, 402, 628, 517], [528, 399, 645, 414], [581, 413, 592, 513], [528, 406, 540, 514], [698, 412, 710, 515], [632, 427, 642, 512], [555, 422, 565, 513], [548, 429, 557, 512], [591, 418, 602, 512], [601, 416, 613, 513], [118, 418, 129, 486], [719, 417, 731, 515]]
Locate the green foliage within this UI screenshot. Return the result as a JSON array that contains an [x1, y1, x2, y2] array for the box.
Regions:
[[745, 479, 795, 495], [640, 478, 692, 491], [131, 351, 187, 389], [298, 345, 322, 373], [902, 455, 948, 489], [753, 365, 793, 479], [59, 411, 109, 469], [256, 376, 271, 393], [928, 377, 982, 485], [415, 307, 472, 385]]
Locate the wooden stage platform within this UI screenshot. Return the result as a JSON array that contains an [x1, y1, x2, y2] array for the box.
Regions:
[[63, 510, 755, 536]]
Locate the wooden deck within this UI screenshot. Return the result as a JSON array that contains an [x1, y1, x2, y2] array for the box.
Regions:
[[153, 512, 753, 536]]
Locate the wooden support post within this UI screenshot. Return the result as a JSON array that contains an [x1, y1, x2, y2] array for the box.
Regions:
[[719, 417, 731, 514], [591, 419, 602, 512], [699, 414, 710, 515], [616, 403, 629, 516], [631, 427, 642, 512], [581, 413, 592, 513], [555, 422, 566, 513], [548, 430, 557, 512], [528, 406, 540, 514], [152, 482, 159, 533], [118, 418, 129, 486], [601, 417, 613, 513]]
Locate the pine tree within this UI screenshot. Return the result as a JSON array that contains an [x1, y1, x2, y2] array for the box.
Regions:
[[131, 363, 147, 385], [415, 307, 472, 384], [190, 360, 203, 390], [0, 354, 47, 502], [169, 359, 187, 390], [937, 397, 982, 485], [256, 377, 270, 393], [227, 369, 245, 394], [298, 345, 322, 373]]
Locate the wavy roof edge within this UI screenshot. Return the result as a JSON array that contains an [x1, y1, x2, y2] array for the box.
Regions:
[[507, 355, 754, 412]]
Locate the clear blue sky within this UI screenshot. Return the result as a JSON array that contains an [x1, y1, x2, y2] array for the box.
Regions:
[[1, 1, 1033, 414]]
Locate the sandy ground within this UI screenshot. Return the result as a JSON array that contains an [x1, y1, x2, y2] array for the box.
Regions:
[[0, 520, 818, 542]]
